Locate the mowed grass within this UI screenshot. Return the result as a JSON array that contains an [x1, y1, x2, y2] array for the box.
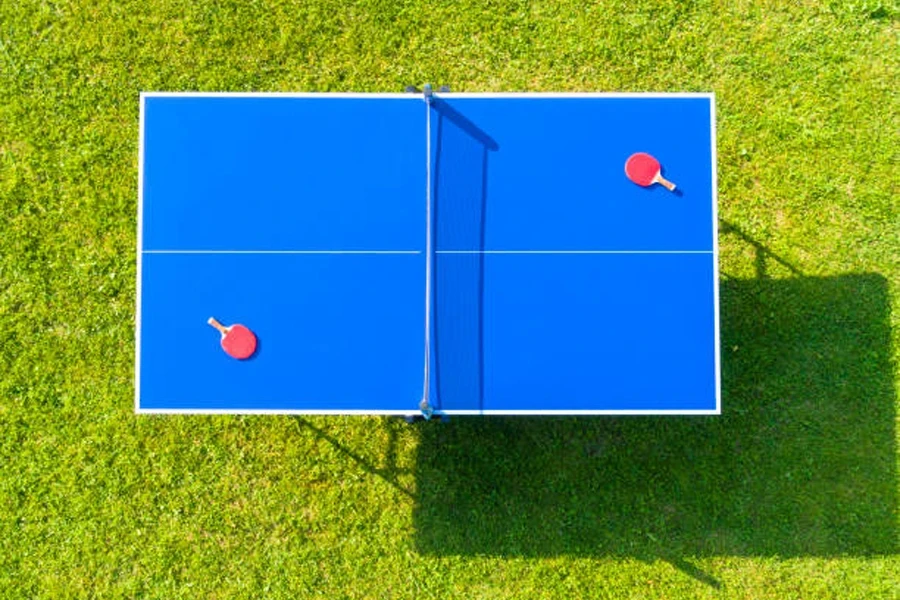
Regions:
[[1, 0, 898, 597]]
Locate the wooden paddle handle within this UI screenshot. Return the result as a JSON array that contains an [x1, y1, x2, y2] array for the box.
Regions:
[[655, 173, 676, 191], [207, 317, 229, 335]]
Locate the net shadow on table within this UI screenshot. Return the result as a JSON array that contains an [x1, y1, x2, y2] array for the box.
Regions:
[[413, 227, 896, 560], [431, 99, 499, 413]]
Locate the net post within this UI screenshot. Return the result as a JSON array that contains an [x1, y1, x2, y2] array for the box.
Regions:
[[419, 398, 434, 420]]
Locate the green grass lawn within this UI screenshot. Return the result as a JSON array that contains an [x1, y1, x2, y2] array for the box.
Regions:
[[1, 0, 898, 597]]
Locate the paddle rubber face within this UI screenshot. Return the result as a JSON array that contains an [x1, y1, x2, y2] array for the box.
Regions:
[[221, 324, 257, 359], [625, 152, 677, 191], [625, 152, 662, 186]]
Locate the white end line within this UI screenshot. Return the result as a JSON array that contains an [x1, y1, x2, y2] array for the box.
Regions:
[[135, 93, 146, 414], [710, 94, 722, 415]]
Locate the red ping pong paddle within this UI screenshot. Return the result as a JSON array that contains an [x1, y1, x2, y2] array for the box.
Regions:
[[625, 152, 676, 191], [208, 317, 257, 359]]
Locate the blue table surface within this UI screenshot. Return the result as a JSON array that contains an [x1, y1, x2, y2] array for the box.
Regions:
[[137, 93, 719, 414]]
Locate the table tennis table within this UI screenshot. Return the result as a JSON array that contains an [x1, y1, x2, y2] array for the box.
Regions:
[[136, 89, 719, 417]]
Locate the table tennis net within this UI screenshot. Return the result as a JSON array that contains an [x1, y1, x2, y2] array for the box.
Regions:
[[420, 89, 435, 417], [419, 86, 493, 418]]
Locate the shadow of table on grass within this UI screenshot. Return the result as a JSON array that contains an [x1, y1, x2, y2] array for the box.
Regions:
[[413, 226, 896, 561]]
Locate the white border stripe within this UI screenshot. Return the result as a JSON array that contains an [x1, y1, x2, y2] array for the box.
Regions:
[[435, 250, 713, 255], [135, 94, 146, 414], [141, 249, 710, 255], [139, 91, 420, 99], [142, 250, 421, 255], [440, 409, 720, 415], [139, 91, 715, 100], [136, 408, 424, 415], [437, 92, 716, 99], [135, 408, 720, 415], [710, 94, 722, 415], [136, 91, 720, 417]]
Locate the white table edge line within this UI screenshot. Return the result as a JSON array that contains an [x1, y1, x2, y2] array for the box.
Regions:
[[434, 250, 715, 254], [141, 250, 423, 254], [140, 250, 713, 255]]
